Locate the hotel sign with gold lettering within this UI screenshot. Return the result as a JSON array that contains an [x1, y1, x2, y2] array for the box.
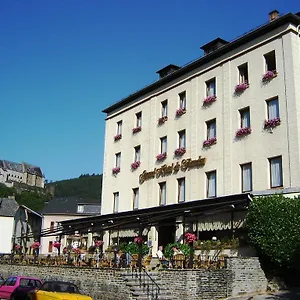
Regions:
[[139, 156, 206, 184]]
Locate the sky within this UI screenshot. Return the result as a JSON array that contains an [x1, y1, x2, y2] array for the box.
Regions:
[[0, 1, 298, 182]]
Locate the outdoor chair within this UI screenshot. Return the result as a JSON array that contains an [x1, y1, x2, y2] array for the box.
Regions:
[[173, 253, 185, 269]]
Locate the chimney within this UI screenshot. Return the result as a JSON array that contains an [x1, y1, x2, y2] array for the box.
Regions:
[[269, 10, 279, 21]]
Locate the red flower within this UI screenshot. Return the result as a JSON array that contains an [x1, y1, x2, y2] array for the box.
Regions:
[[95, 240, 104, 248], [134, 237, 143, 244], [156, 152, 167, 161], [184, 232, 197, 244], [114, 134, 122, 141], [176, 108, 186, 117]]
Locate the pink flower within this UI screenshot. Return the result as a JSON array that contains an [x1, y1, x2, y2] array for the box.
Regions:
[[112, 167, 120, 174], [15, 244, 21, 249], [235, 82, 249, 93], [156, 152, 167, 161], [203, 95, 217, 105], [158, 116, 168, 125], [95, 240, 104, 248], [114, 134, 122, 141], [132, 126, 142, 134], [236, 127, 252, 137], [31, 242, 40, 249], [174, 147, 186, 156], [262, 70, 276, 82], [184, 232, 197, 244], [53, 242, 61, 249], [203, 137, 217, 147], [176, 107, 186, 117], [134, 237, 143, 244], [131, 161, 141, 170], [264, 117, 281, 129]]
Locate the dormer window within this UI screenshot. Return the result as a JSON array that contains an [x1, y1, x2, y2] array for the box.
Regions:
[[200, 38, 229, 56]]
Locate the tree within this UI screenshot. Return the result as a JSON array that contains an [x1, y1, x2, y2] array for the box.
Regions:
[[246, 194, 300, 268], [0, 183, 15, 198]]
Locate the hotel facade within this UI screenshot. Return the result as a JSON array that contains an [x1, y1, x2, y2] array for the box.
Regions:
[[61, 11, 300, 255]]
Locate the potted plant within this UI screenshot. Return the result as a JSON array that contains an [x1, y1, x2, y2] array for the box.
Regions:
[[176, 107, 186, 117], [114, 134, 122, 141], [131, 161, 141, 170], [262, 70, 277, 82], [158, 116, 168, 125], [156, 152, 167, 161], [132, 126, 142, 134], [112, 167, 120, 174], [235, 82, 249, 93], [203, 137, 217, 147], [174, 147, 186, 156], [203, 95, 217, 106], [236, 127, 252, 137], [264, 117, 281, 129]]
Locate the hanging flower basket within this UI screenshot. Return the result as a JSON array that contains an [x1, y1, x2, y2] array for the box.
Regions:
[[14, 244, 21, 250], [176, 108, 186, 117], [203, 95, 217, 106], [114, 134, 122, 141], [95, 240, 104, 248], [184, 232, 197, 244], [53, 242, 61, 249], [132, 126, 141, 134], [134, 237, 143, 244], [112, 167, 120, 174], [174, 147, 186, 156], [31, 242, 40, 249], [156, 152, 167, 161], [203, 137, 217, 147], [236, 127, 252, 137], [235, 82, 249, 93], [158, 116, 168, 125], [262, 70, 277, 82], [131, 161, 141, 170], [264, 117, 281, 129]]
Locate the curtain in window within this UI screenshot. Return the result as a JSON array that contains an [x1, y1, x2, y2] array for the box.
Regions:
[[135, 148, 140, 161], [241, 110, 250, 128], [268, 99, 279, 119], [161, 138, 167, 153], [179, 179, 185, 202], [116, 154, 121, 167], [136, 115, 142, 127], [207, 172, 216, 197], [179, 132, 186, 148], [242, 164, 252, 191], [207, 80, 216, 96], [162, 103, 168, 117], [180, 94, 186, 109], [160, 184, 166, 205], [114, 193, 119, 212], [207, 121, 216, 139], [117, 122, 122, 134], [270, 157, 282, 187], [134, 190, 139, 209]]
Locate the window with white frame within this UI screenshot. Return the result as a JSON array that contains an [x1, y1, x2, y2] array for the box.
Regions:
[[133, 188, 139, 210], [206, 171, 217, 198], [206, 78, 216, 97], [240, 107, 250, 128], [113, 192, 119, 213], [115, 152, 121, 168], [206, 119, 216, 139], [161, 100, 168, 117], [269, 156, 283, 188], [160, 136, 167, 153], [177, 178, 185, 202], [134, 145, 141, 162], [159, 182, 167, 205], [178, 130, 186, 148], [136, 112, 142, 127], [241, 163, 252, 192], [264, 50, 276, 72], [238, 63, 249, 84], [267, 98, 279, 120], [117, 121, 122, 135], [179, 91, 186, 109]]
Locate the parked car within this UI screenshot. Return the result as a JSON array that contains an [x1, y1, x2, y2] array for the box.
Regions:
[[28, 281, 92, 300], [0, 276, 42, 300]]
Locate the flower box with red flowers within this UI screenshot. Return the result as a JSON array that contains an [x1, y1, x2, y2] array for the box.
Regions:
[[176, 107, 186, 117], [95, 240, 104, 248], [156, 152, 167, 161], [114, 134, 122, 141], [132, 126, 142, 134], [15, 244, 21, 250], [174, 147, 186, 156], [184, 232, 197, 244], [158, 116, 168, 125], [236, 127, 252, 137], [203, 95, 217, 106], [112, 167, 120, 174], [235, 82, 249, 93], [31, 242, 40, 249], [262, 70, 277, 82], [264, 117, 281, 129], [134, 237, 143, 244], [131, 161, 141, 170], [203, 137, 217, 147], [53, 242, 61, 249]]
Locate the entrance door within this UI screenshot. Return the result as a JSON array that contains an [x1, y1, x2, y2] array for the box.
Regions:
[[158, 220, 176, 248]]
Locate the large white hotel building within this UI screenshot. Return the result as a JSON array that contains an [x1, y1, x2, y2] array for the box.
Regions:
[[62, 11, 300, 254]]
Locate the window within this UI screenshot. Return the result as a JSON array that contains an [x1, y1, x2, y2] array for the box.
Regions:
[[267, 98, 279, 120], [240, 107, 250, 128], [3, 277, 17, 286], [159, 182, 167, 205], [161, 100, 168, 117], [206, 78, 216, 97], [50, 221, 55, 233], [117, 121, 122, 135], [264, 50, 276, 72], [178, 130, 186, 148], [134, 145, 141, 162], [206, 119, 216, 139], [48, 241, 53, 253], [115, 152, 121, 168], [77, 205, 84, 213], [177, 178, 185, 202], [269, 156, 283, 188], [113, 192, 119, 213], [179, 91, 186, 109], [241, 163, 252, 192], [133, 188, 139, 210], [206, 171, 216, 198], [160, 136, 167, 153], [238, 63, 249, 84], [136, 112, 142, 127]]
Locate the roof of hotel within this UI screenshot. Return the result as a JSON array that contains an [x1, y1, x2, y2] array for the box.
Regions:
[[0, 198, 19, 217], [103, 12, 300, 115]]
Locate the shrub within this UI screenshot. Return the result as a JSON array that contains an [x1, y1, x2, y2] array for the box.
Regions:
[[164, 243, 190, 259]]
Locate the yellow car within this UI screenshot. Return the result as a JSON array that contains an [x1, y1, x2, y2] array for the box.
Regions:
[[28, 281, 92, 300]]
